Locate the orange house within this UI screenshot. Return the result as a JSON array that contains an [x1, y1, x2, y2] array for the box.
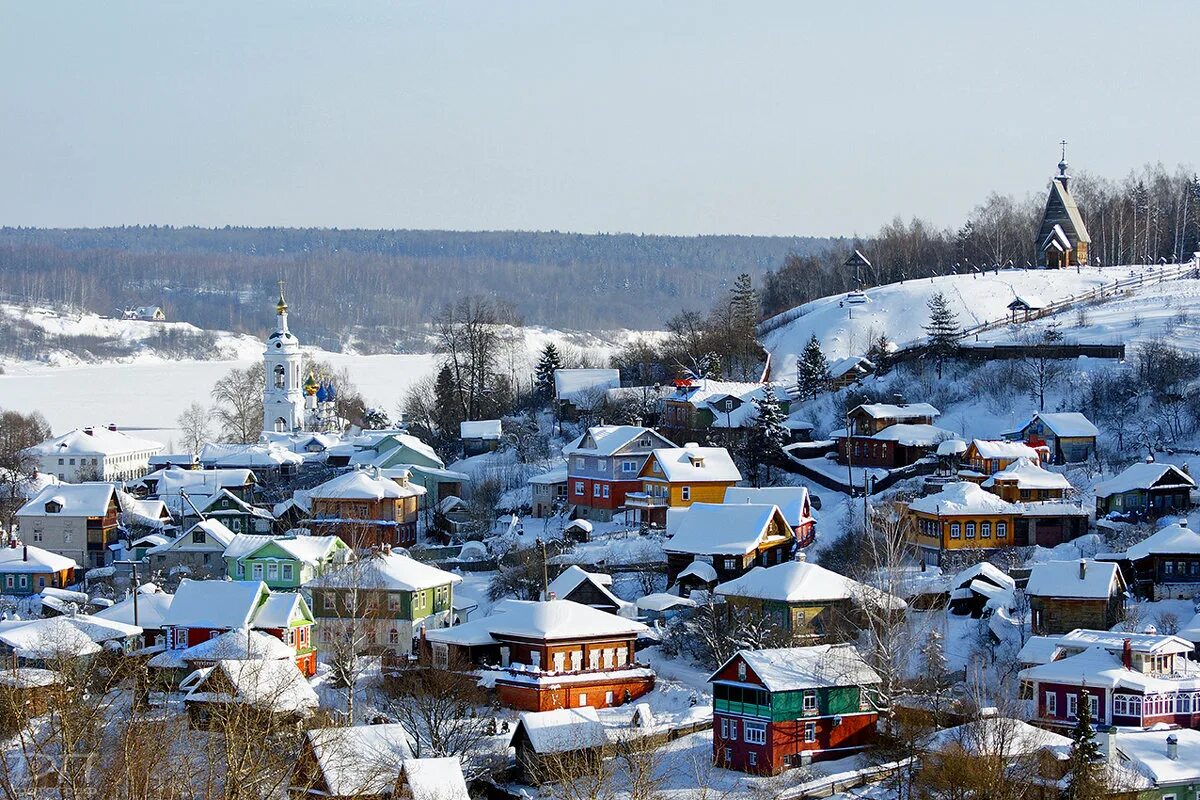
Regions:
[[308, 467, 425, 549], [625, 445, 742, 527], [906, 482, 1020, 567]]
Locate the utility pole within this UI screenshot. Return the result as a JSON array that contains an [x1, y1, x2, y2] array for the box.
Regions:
[[537, 537, 549, 600]]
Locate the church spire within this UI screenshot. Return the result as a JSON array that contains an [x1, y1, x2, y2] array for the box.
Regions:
[[1057, 139, 1069, 187], [275, 280, 290, 333]]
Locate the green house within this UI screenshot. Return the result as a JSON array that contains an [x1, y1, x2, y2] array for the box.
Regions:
[[332, 433, 467, 507], [185, 489, 275, 535], [307, 550, 463, 659], [224, 534, 352, 590]]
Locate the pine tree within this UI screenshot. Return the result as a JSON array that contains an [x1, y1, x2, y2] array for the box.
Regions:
[[744, 386, 789, 486], [795, 334, 831, 400], [433, 363, 462, 438], [533, 342, 563, 402], [1064, 690, 1106, 800], [923, 292, 961, 379], [866, 333, 892, 374]]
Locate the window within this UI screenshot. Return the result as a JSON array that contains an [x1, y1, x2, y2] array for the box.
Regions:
[[578, 693, 588, 707], [1166, 561, 1175, 575], [574, 458, 584, 470], [748, 752, 757, 767], [597, 460, 607, 472], [1067, 693, 1078, 720], [965, 522, 976, 539], [57, 458, 63, 466], [389, 628, 400, 645], [624, 460, 638, 473], [744, 722, 766, 745], [575, 482, 584, 496], [389, 593, 401, 612], [682, 486, 691, 501], [268, 563, 279, 580], [997, 522, 1007, 539], [1045, 692, 1057, 716], [804, 722, 816, 742], [32, 531, 42, 543], [724, 558, 737, 571], [253, 564, 264, 580], [803, 691, 817, 712], [729, 720, 738, 741], [606, 691, 614, 704], [980, 522, 991, 539], [192, 530, 206, 544], [282, 563, 293, 581], [432, 642, 448, 669], [594, 485, 602, 498], [274, 365, 285, 389], [4, 576, 11, 589], [720, 718, 729, 739], [950, 523, 961, 539], [602, 485, 610, 498], [1089, 694, 1099, 719]]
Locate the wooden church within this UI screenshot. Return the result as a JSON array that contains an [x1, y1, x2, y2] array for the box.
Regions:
[[1035, 145, 1091, 268]]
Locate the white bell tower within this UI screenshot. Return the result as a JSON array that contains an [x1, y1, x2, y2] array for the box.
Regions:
[[263, 281, 305, 433]]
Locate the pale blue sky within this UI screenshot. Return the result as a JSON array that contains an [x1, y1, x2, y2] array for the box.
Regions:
[[2, 1, 1196, 236]]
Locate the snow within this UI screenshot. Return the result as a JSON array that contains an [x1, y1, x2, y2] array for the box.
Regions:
[[0, 617, 103, 660], [937, 438, 967, 456], [309, 467, 425, 500], [921, 717, 1071, 756], [17, 482, 114, 518], [185, 659, 318, 713], [648, 446, 742, 483], [715, 560, 904, 610], [546, 565, 628, 612], [253, 592, 307, 629], [528, 466, 568, 485], [400, 758, 471, 800], [1122, 520, 1200, 560], [722, 486, 814, 528], [162, 578, 266, 629], [720, 645, 881, 692], [869, 423, 954, 446], [664, 503, 783, 556], [307, 552, 460, 592], [514, 706, 606, 753], [1019, 645, 1200, 693], [0, 544, 76, 573], [306, 724, 413, 798], [221, 534, 277, 561], [1023, 412, 1100, 439], [172, 627, 295, 663], [26, 426, 163, 458], [981, 458, 1071, 491], [553, 369, 621, 403], [637, 593, 696, 613], [852, 402, 941, 421], [564, 425, 671, 457], [482, 598, 646, 640], [762, 266, 1119, 381], [677, 561, 718, 583], [1115, 729, 1200, 785], [459, 419, 503, 440], [150, 519, 236, 555], [671, 380, 778, 430], [1094, 462, 1196, 497], [94, 587, 174, 630], [1025, 560, 1121, 599], [969, 439, 1041, 462], [907, 482, 1019, 516], [199, 441, 305, 468]]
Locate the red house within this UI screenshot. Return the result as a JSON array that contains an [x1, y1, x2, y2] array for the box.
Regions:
[[563, 426, 676, 522], [152, 578, 317, 676], [423, 598, 653, 711], [710, 645, 882, 774]]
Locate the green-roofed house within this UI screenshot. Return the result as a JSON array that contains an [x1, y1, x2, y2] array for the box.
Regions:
[[223, 534, 352, 590], [329, 433, 467, 506]]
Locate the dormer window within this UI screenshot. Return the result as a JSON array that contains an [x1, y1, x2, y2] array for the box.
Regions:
[[192, 530, 207, 544], [44, 501, 62, 514]]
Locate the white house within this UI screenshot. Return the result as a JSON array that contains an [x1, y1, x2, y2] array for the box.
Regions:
[[26, 426, 163, 482]]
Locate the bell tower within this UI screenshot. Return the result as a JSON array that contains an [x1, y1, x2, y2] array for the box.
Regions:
[[262, 281, 305, 433]]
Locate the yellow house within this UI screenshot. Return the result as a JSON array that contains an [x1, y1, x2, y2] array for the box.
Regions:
[[625, 444, 742, 527], [905, 481, 1020, 567]]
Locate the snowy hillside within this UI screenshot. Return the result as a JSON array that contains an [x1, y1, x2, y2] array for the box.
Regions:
[[761, 266, 1126, 382]]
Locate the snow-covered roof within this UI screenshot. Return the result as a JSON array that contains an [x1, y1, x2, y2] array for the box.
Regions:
[[140, 466, 256, 492], [553, 369, 621, 403], [1032, 412, 1100, 438], [981, 457, 1071, 491], [950, 561, 1015, 592], [162, 579, 266, 629], [665, 503, 790, 556], [636, 593, 696, 612], [460, 420, 502, 440], [184, 659, 318, 714], [715, 560, 905, 610], [1123, 520, 1200, 561], [399, 758, 471, 800], [0, 617, 103, 660], [253, 592, 308, 629], [26, 427, 163, 458], [307, 552, 460, 592], [1115, 729, 1200, 785], [722, 486, 814, 528], [17, 483, 115, 518], [870, 423, 953, 446], [199, 442, 305, 468], [512, 706, 605, 754], [936, 439, 967, 456], [1180, 612, 1200, 644], [1007, 294, 1048, 310], [908, 482, 1020, 516], [94, 586, 173, 630], [1018, 646, 1200, 693], [970, 439, 1041, 462], [0, 543, 76, 573], [221, 534, 277, 561], [922, 717, 1070, 756], [646, 446, 742, 484], [306, 724, 413, 798], [563, 425, 674, 457], [671, 380, 786, 429], [1025, 560, 1123, 599], [1094, 462, 1196, 497], [309, 468, 425, 500], [528, 466, 568, 485], [827, 355, 874, 379], [851, 402, 940, 421], [427, 598, 646, 647], [149, 519, 236, 555], [547, 565, 626, 610], [178, 627, 295, 662], [713, 644, 881, 692], [678, 560, 718, 583]]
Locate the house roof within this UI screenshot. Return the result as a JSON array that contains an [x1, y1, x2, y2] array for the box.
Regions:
[[250, 535, 344, 566], [1025, 560, 1123, 599], [671, 380, 785, 429], [1094, 462, 1196, 498], [921, 718, 1070, 756], [869, 423, 953, 446], [664, 503, 791, 556], [512, 706, 605, 754], [970, 439, 1041, 462], [306, 551, 460, 592], [0, 618, 103, 660], [26, 427, 163, 458], [722, 486, 813, 528], [712, 644, 881, 693], [199, 442, 304, 468], [179, 627, 295, 662], [460, 420, 502, 440], [309, 468, 425, 500], [149, 519, 236, 554], [715, 560, 905, 610], [0, 544, 76, 573], [94, 586, 173, 630], [1007, 295, 1049, 311], [399, 758, 471, 800], [1047, 178, 1092, 244], [306, 724, 413, 798], [1031, 412, 1099, 438], [426, 598, 646, 646], [17, 483, 115, 518], [547, 565, 625, 610], [253, 593, 309, 629], [908, 482, 1020, 516], [647, 446, 742, 484], [528, 465, 568, 485], [1018, 645, 1200, 693], [1123, 521, 1200, 561], [851, 403, 940, 420], [827, 355, 874, 380], [937, 439, 968, 456], [553, 369, 621, 403], [563, 425, 674, 457], [981, 458, 1071, 491], [1115, 729, 1200, 786], [162, 579, 266, 629], [184, 659, 318, 713], [222, 534, 277, 561], [951, 561, 1016, 592]]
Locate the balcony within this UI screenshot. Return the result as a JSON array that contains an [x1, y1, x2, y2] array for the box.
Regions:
[[625, 492, 668, 509]]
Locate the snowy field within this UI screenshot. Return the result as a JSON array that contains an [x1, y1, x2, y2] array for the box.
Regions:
[[762, 265, 1146, 381]]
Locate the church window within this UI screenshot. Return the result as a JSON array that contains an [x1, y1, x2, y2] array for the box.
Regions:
[[274, 365, 286, 389]]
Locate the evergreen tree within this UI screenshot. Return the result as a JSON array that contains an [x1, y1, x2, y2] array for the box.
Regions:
[[795, 334, 831, 400], [432, 363, 462, 439], [866, 333, 892, 374], [923, 292, 961, 379], [725, 273, 764, 380], [744, 386, 789, 486], [533, 342, 563, 402], [1064, 690, 1106, 800]]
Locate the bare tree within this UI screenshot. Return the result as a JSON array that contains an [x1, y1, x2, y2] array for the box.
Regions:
[[0, 408, 51, 534], [176, 402, 212, 456], [210, 364, 264, 444]]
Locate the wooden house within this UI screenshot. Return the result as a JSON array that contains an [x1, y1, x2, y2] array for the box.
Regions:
[[308, 467, 426, 549], [292, 723, 413, 800], [510, 707, 606, 784], [16, 483, 119, 570], [459, 419, 502, 457], [723, 486, 816, 547], [0, 542, 76, 596], [333, 432, 464, 507], [906, 482, 1020, 566], [981, 459, 1088, 547], [180, 659, 317, 729], [1104, 519, 1200, 600], [224, 534, 351, 590], [563, 425, 676, 522], [625, 444, 742, 527], [663, 503, 798, 586], [660, 379, 791, 444], [962, 439, 1042, 476], [1094, 461, 1195, 520], [981, 458, 1068, 502], [529, 466, 568, 518], [423, 598, 652, 711], [710, 645, 881, 774], [546, 565, 632, 616], [826, 356, 874, 391], [1004, 412, 1099, 465], [835, 403, 948, 468], [191, 489, 275, 535], [946, 562, 1016, 618], [1035, 157, 1091, 268], [147, 519, 236, 577], [1026, 560, 1125, 635]]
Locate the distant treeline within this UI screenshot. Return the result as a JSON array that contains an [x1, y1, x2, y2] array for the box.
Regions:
[[761, 163, 1200, 317], [0, 228, 837, 351]]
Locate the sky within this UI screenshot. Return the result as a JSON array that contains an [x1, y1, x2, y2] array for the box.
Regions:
[[2, 1, 1197, 237]]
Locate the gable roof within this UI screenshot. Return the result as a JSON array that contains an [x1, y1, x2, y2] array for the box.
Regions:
[[1122, 520, 1200, 560], [253, 592, 310, 629], [399, 758, 471, 800], [162, 578, 267, 629], [922, 718, 1071, 757], [180, 627, 295, 662], [546, 565, 625, 609], [512, 706, 605, 754], [0, 544, 76, 573], [850, 402, 940, 421], [306, 724, 413, 798], [306, 551, 460, 592], [664, 503, 792, 556], [26, 427, 163, 457], [715, 560, 905, 610], [553, 369, 621, 403], [1038, 177, 1092, 245], [1025, 560, 1123, 599], [1031, 412, 1099, 438], [723, 486, 813, 528], [185, 659, 318, 713], [309, 468, 425, 500], [246, 535, 346, 566], [646, 446, 742, 483], [222, 534, 278, 561], [199, 442, 305, 468], [94, 586, 173, 630], [712, 644, 881, 692], [425, 598, 647, 646], [908, 482, 1020, 516], [563, 426, 675, 457], [981, 458, 1071, 491], [149, 519, 236, 554], [969, 439, 1041, 462], [460, 420, 502, 440], [17, 483, 116, 518], [1095, 462, 1196, 498], [869, 423, 953, 446], [0, 617, 103, 660]]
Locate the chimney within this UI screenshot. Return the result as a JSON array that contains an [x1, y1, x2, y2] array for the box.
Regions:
[[1122, 639, 1132, 670], [1100, 726, 1117, 762], [1079, 559, 1087, 580], [107, 423, 117, 432], [633, 417, 643, 427], [1183, 462, 1191, 476], [548, 592, 557, 601], [1167, 733, 1178, 760], [83, 427, 94, 436], [794, 551, 807, 563]]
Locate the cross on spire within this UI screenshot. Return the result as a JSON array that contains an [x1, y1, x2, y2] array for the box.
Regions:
[[1060, 139, 1067, 161], [276, 280, 288, 315]]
